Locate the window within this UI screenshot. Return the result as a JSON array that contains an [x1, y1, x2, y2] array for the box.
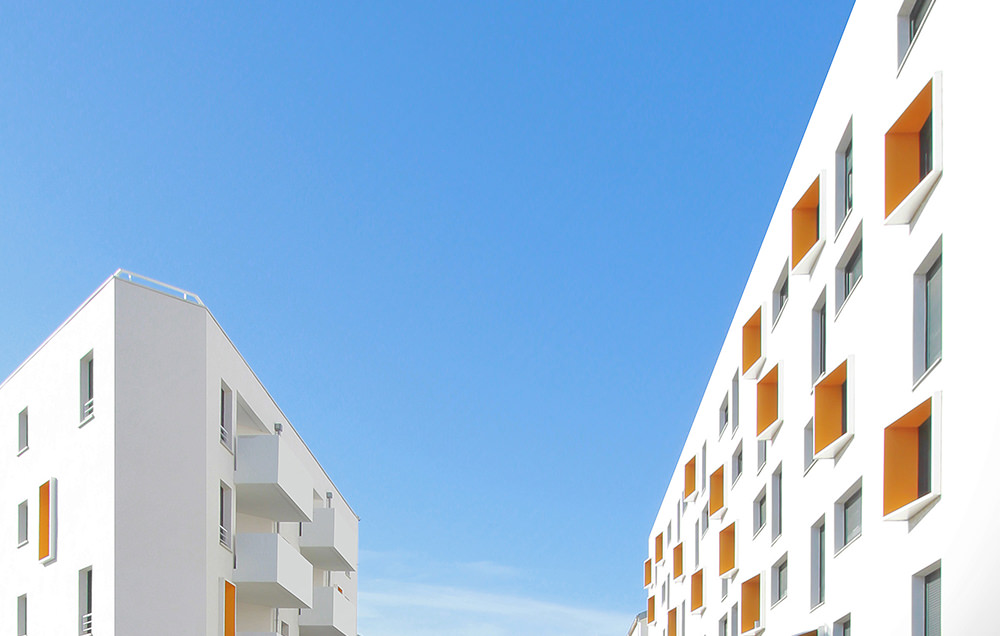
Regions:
[[915, 252, 943, 380], [220, 382, 234, 450], [667, 607, 677, 636], [701, 504, 710, 537], [80, 351, 95, 423], [756, 364, 781, 440], [656, 533, 664, 563], [719, 522, 736, 577], [17, 594, 27, 636], [741, 575, 762, 633], [898, 0, 934, 63], [220, 483, 233, 549], [673, 543, 684, 580], [772, 263, 789, 325], [18, 408, 28, 455], [815, 359, 853, 459], [731, 372, 740, 434], [647, 596, 655, 624], [836, 226, 863, 311], [884, 396, 940, 520], [771, 466, 782, 541], [812, 293, 827, 382], [662, 581, 667, 604], [915, 565, 941, 636], [691, 569, 704, 612], [791, 176, 824, 274], [80, 567, 93, 635], [771, 556, 788, 605], [756, 440, 767, 472], [753, 490, 766, 536], [811, 518, 826, 607], [280, 621, 290, 636], [721, 576, 728, 600], [694, 522, 700, 567], [843, 240, 862, 300], [719, 613, 728, 636], [18, 501, 29, 547], [837, 486, 863, 549], [732, 443, 743, 485], [701, 443, 707, 494], [885, 76, 941, 223], [720, 395, 730, 437], [742, 308, 764, 378], [835, 615, 852, 636], [644, 559, 652, 587], [803, 420, 816, 473], [710, 466, 726, 518], [731, 605, 738, 636], [667, 522, 672, 545]]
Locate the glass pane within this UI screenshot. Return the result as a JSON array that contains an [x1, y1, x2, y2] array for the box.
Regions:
[[844, 490, 862, 544], [925, 258, 942, 368], [919, 113, 933, 179], [918, 418, 932, 497], [924, 569, 941, 636], [845, 142, 853, 213]]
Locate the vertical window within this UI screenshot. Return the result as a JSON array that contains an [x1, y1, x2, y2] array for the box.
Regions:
[[18, 501, 29, 547], [220, 383, 234, 450], [772, 263, 789, 325], [844, 241, 863, 299], [844, 141, 853, 216], [17, 594, 27, 636], [730, 605, 738, 636], [80, 351, 95, 423], [812, 519, 826, 607], [842, 488, 863, 547], [918, 417, 932, 498], [694, 521, 700, 567], [18, 408, 29, 454], [720, 395, 730, 437], [661, 581, 667, 604], [732, 443, 743, 485], [721, 576, 728, 601], [701, 504, 709, 537], [836, 227, 863, 311], [701, 443, 707, 494], [80, 566, 93, 635], [719, 613, 728, 636], [923, 257, 943, 372], [771, 466, 782, 541], [835, 120, 854, 232], [771, 556, 788, 605], [835, 615, 852, 636], [812, 293, 827, 382], [919, 114, 933, 179], [280, 621, 290, 636], [803, 420, 816, 473], [731, 372, 740, 434], [757, 440, 767, 472], [918, 567, 942, 636], [909, 0, 932, 44], [753, 490, 766, 536], [220, 483, 233, 548]]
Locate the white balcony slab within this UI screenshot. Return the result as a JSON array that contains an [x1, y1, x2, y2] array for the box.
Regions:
[[300, 585, 357, 636], [234, 533, 313, 609], [236, 434, 313, 522], [300, 507, 359, 572]]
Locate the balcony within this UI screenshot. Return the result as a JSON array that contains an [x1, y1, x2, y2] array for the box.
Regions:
[[301, 507, 359, 572], [300, 585, 357, 636], [236, 434, 313, 522], [234, 533, 313, 609]]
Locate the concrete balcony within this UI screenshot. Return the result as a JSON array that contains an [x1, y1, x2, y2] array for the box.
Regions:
[[300, 507, 358, 572], [299, 586, 357, 636], [236, 434, 313, 522], [234, 533, 313, 609]]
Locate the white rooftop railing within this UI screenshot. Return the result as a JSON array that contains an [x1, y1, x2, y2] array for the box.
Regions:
[[114, 269, 204, 305]]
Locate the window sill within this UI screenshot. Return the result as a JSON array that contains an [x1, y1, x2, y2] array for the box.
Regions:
[[913, 357, 942, 391], [803, 459, 817, 477], [815, 432, 853, 461], [721, 566, 739, 580], [711, 505, 728, 521], [835, 276, 863, 320], [220, 438, 234, 455], [834, 532, 862, 557], [17, 539, 28, 549], [885, 168, 942, 226], [742, 624, 765, 636], [834, 210, 854, 242], [220, 539, 234, 553], [771, 533, 782, 547], [743, 356, 766, 381], [757, 418, 783, 442], [771, 304, 787, 331], [17, 446, 28, 457], [884, 491, 940, 522], [809, 600, 826, 614], [79, 414, 95, 428], [771, 594, 788, 609], [692, 605, 706, 616], [752, 524, 766, 540], [792, 238, 826, 276]]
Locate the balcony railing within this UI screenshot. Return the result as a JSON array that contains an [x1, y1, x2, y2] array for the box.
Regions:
[[220, 524, 231, 547], [81, 612, 93, 634], [220, 425, 232, 448], [82, 398, 94, 421]]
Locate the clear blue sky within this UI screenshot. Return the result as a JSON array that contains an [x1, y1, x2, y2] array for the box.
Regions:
[[1, 2, 855, 634]]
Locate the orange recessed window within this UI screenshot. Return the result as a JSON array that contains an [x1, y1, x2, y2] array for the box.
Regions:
[[719, 522, 736, 575], [655, 533, 664, 563], [224, 580, 236, 636], [741, 574, 761, 633], [644, 559, 652, 587], [884, 398, 934, 516], [668, 608, 678, 636], [792, 176, 821, 268], [709, 466, 725, 515], [39, 481, 51, 561], [684, 457, 696, 499], [691, 569, 704, 611], [815, 360, 849, 456], [756, 365, 780, 437], [885, 79, 933, 218], [673, 543, 684, 579], [647, 596, 655, 623], [742, 309, 762, 375]]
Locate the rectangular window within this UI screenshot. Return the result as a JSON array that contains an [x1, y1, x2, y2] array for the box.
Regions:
[[843, 488, 862, 546], [721, 576, 728, 600], [804, 420, 816, 473], [844, 240, 863, 299], [773, 263, 789, 325], [885, 396, 940, 519], [844, 141, 853, 216], [694, 521, 700, 567], [835, 615, 852, 636], [920, 567, 941, 636], [80, 566, 93, 635], [731, 605, 738, 636], [812, 519, 826, 607], [753, 490, 766, 536], [757, 440, 767, 472], [18, 501, 29, 547], [18, 408, 28, 454], [220, 483, 233, 548], [220, 383, 234, 450], [732, 443, 743, 485], [771, 556, 788, 605], [918, 114, 932, 179], [731, 372, 740, 434], [720, 395, 730, 436], [918, 417, 932, 497], [923, 257, 942, 371], [719, 613, 728, 636], [909, 0, 931, 44], [701, 504, 710, 537], [80, 351, 95, 423], [17, 594, 27, 636], [701, 443, 707, 494], [771, 467, 782, 541]]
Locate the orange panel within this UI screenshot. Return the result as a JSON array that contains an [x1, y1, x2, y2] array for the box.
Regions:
[[691, 569, 704, 610], [756, 365, 779, 436], [224, 580, 236, 636], [884, 398, 932, 515], [684, 457, 696, 498], [673, 543, 684, 579], [719, 523, 736, 575], [668, 608, 678, 636], [655, 533, 664, 562], [647, 596, 655, 623], [814, 360, 848, 454], [709, 466, 725, 514], [885, 80, 933, 216], [741, 575, 761, 633], [39, 481, 50, 561], [644, 559, 652, 587], [791, 177, 821, 267], [742, 309, 762, 374]]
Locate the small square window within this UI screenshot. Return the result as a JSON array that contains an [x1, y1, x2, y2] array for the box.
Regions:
[[18, 407, 29, 455], [771, 555, 788, 606], [18, 501, 29, 547], [753, 490, 767, 536], [772, 263, 789, 326], [835, 481, 863, 552]]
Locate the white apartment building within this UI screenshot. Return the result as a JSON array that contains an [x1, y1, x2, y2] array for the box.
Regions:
[[643, 1, 998, 635], [2, 271, 359, 636]]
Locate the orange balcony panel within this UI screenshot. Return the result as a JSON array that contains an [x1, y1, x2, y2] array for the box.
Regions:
[[884, 398, 933, 516], [644, 559, 652, 587], [684, 457, 696, 499], [742, 309, 763, 375], [719, 523, 736, 576], [673, 543, 684, 579], [668, 608, 678, 636], [792, 176, 821, 268], [647, 596, 655, 623], [655, 533, 664, 563], [691, 569, 704, 611], [885, 80, 933, 217], [39, 481, 51, 562], [224, 581, 236, 636], [709, 466, 726, 516], [815, 360, 849, 456], [741, 575, 761, 633], [756, 365, 780, 438]]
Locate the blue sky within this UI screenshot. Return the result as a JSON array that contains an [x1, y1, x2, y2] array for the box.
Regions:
[[1, 2, 855, 634]]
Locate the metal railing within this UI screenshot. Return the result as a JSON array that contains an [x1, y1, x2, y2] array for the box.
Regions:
[[114, 269, 204, 306], [82, 399, 94, 421], [220, 425, 232, 448], [81, 612, 93, 634], [220, 524, 231, 547]]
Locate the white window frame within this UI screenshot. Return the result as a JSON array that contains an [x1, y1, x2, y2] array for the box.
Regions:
[[220, 482, 234, 550], [752, 489, 767, 537], [897, 0, 937, 69], [731, 371, 740, 437], [771, 465, 782, 542], [18, 407, 29, 455], [756, 439, 767, 473], [770, 554, 788, 607], [811, 517, 826, 609], [803, 419, 817, 475], [912, 561, 942, 636], [719, 393, 730, 438], [18, 594, 27, 636], [18, 500, 29, 547], [79, 566, 93, 635], [811, 290, 827, 383], [220, 381, 235, 452], [835, 479, 863, 553], [834, 614, 852, 636], [834, 119, 854, 236], [835, 225, 863, 315], [732, 442, 743, 486], [80, 350, 95, 425], [772, 261, 790, 328], [913, 239, 943, 386]]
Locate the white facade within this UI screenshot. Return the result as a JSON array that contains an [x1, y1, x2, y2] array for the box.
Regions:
[[2, 271, 359, 636], [643, 1, 999, 635]]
